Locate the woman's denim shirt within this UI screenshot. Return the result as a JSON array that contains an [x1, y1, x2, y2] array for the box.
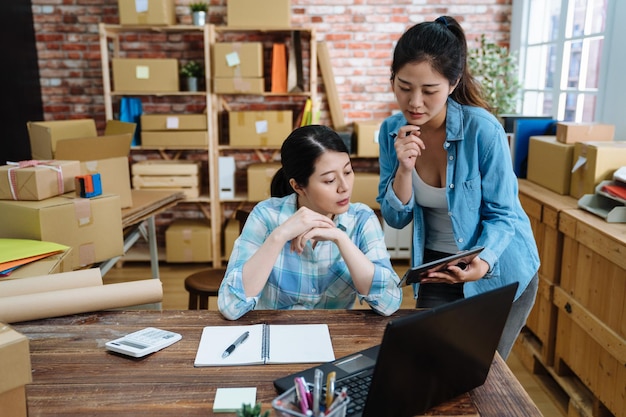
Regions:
[[376, 98, 540, 301]]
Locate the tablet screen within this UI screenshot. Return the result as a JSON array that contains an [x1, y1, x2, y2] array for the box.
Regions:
[[398, 247, 485, 287]]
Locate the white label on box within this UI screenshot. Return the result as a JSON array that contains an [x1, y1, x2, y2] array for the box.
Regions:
[[255, 120, 268, 134], [571, 156, 587, 173], [136, 66, 150, 80], [166, 117, 180, 129], [135, 0, 148, 12], [373, 129, 380, 143], [225, 52, 241, 67]]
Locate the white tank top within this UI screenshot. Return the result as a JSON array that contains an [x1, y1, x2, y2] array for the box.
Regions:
[[412, 169, 457, 252]]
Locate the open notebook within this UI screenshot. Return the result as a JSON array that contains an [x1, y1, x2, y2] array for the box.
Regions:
[[194, 323, 335, 367]]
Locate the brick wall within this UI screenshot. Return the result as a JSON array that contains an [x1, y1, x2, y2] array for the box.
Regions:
[[29, 0, 513, 257], [31, 0, 513, 129]]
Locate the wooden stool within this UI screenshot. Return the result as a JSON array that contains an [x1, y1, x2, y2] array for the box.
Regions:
[[184, 268, 226, 310]]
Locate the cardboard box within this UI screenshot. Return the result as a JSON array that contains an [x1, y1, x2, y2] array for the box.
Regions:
[[28, 120, 135, 208], [213, 42, 264, 78], [118, 0, 176, 26], [227, 0, 291, 28], [247, 163, 281, 201], [229, 111, 293, 147], [352, 172, 380, 209], [140, 114, 208, 131], [165, 219, 212, 263], [570, 141, 626, 198], [112, 58, 179, 93], [0, 160, 81, 201], [213, 77, 265, 94], [0, 386, 27, 417], [527, 135, 574, 195], [141, 131, 208, 148], [354, 120, 381, 157], [556, 122, 615, 144], [28, 119, 97, 159], [223, 218, 241, 259], [27, 119, 134, 160], [0, 323, 32, 417], [0, 194, 124, 269]]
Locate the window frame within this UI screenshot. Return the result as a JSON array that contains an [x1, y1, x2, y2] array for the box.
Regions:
[[511, 0, 624, 139]]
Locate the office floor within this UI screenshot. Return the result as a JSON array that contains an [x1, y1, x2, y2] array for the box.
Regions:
[[104, 260, 566, 417]]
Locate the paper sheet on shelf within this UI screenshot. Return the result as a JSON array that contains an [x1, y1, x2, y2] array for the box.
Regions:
[[0, 269, 103, 298], [0, 279, 163, 323]]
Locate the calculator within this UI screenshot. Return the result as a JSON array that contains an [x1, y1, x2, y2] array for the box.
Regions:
[[105, 327, 182, 358]]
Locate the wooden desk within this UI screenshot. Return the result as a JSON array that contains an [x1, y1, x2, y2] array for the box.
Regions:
[[13, 310, 541, 417]]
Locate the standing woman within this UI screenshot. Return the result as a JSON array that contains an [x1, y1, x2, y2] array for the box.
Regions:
[[219, 124, 402, 320], [376, 16, 539, 359]]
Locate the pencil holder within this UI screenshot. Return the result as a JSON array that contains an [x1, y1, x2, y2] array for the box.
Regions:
[[272, 383, 349, 417]]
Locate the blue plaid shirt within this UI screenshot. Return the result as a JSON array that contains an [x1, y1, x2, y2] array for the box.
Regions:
[[218, 194, 402, 320]]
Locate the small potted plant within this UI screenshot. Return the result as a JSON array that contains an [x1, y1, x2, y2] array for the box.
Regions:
[[180, 60, 204, 92], [190, 2, 208, 26], [236, 403, 269, 417]]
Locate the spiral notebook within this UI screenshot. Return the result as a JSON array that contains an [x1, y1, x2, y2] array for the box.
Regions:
[[194, 323, 335, 367]]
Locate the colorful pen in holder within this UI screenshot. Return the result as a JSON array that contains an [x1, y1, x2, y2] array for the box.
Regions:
[[272, 381, 350, 417]]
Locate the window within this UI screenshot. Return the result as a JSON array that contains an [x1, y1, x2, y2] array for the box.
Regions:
[[511, 0, 612, 123]]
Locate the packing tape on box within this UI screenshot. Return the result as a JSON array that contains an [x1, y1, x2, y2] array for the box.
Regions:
[[78, 242, 96, 267], [73, 198, 93, 226], [228, 42, 243, 79], [233, 78, 251, 92], [0, 269, 103, 298], [0, 279, 163, 324]]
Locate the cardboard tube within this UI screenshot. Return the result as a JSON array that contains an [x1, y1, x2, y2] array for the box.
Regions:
[[0, 279, 163, 324], [0, 269, 103, 298]]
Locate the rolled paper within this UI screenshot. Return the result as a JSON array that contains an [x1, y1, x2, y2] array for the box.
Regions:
[[0, 279, 163, 323], [0, 269, 103, 298]]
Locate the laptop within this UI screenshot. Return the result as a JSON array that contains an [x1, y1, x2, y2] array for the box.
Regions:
[[273, 282, 518, 417]]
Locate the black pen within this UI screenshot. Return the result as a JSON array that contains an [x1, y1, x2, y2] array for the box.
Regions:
[[222, 331, 250, 358]]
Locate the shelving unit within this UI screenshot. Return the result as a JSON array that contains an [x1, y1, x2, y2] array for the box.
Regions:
[[207, 24, 317, 264], [99, 23, 317, 266]]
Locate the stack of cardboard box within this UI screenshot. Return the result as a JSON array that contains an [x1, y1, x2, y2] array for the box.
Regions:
[[140, 114, 208, 148], [527, 122, 618, 196], [0, 119, 134, 270], [526, 122, 626, 222], [212, 42, 265, 94]]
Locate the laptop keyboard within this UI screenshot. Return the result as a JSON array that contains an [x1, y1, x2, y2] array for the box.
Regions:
[[331, 369, 374, 416]]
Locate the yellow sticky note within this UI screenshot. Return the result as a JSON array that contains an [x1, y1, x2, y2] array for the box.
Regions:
[[213, 387, 256, 413]]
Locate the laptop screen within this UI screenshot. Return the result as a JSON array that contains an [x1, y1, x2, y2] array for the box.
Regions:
[[274, 283, 518, 417]]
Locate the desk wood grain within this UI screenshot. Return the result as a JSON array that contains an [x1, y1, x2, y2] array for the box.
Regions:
[[13, 309, 541, 417]]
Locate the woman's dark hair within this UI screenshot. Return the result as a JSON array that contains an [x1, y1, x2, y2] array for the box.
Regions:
[[390, 16, 490, 111], [270, 124, 349, 198]]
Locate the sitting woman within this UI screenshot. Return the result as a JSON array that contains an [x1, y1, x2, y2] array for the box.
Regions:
[[218, 124, 402, 320]]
